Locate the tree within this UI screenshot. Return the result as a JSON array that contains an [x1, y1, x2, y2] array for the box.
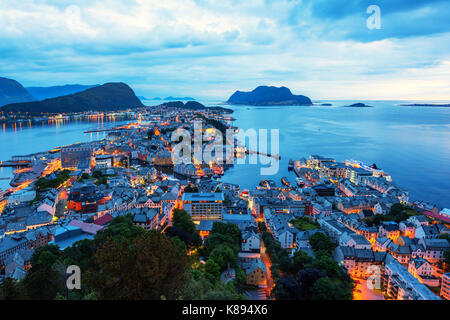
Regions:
[[291, 250, 314, 274], [210, 222, 242, 249], [205, 259, 221, 282], [309, 233, 336, 255], [94, 214, 145, 245], [171, 209, 202, 247], [0, 277, 23, 300], [172, 209, 196, 235], [258, 222, 267, 232], [86, 231, 190, 299], [311, 277, 335, 300], [209, 244, 236, 270], [184, 184, 199, 193]]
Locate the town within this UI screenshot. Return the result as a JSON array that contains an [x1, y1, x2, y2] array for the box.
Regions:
[[0, 104, 449, 300]]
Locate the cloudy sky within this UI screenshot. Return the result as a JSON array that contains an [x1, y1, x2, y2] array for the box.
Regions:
[[1, 0, 450, 100]]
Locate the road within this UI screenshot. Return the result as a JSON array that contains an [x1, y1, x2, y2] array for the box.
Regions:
[[353, 279, 385, 300], [259, 238, 273, 298]]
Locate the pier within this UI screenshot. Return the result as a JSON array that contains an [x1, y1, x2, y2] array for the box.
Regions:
[[0, 160, 32, 167], [245, 150, 281, 160], [84, 127, 129, 133]]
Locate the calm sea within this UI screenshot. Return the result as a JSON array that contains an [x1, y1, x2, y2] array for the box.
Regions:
[[1, 100, 449, 209]]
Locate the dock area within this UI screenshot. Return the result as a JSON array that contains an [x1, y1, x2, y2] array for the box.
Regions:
[[0, 160, 32, 167]]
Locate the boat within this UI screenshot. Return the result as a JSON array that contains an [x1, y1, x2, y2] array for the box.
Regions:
[[259, 179, 276, 189], [296, 177, 305, 187], [281, 177, 291, 187], [288, 159, 294, 171]]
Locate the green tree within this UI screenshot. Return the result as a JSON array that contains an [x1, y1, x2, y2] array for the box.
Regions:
[[309, 232, 336, 255], [0, 277, 23, 300], [258, 222, 267, 232], [172, 209, 196, 234], [94, 214, 145, 245], [205, 259, 221, 282], [291, 250, 314, 274], [86, 230, 190, 299], [209, 244, 236, 270], [311, 277, 335, 300]]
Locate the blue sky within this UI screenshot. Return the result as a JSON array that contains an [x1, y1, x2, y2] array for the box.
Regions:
[[1, 0, 450, 100]]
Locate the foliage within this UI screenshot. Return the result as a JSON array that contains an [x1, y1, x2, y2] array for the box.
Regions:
[[0, 278, 24, 300], [363, 204, 420, 226], [94, 214, 145, 245], [290, 217, 320, 231], [309, 232, 336, 255], [170, 208, 202, 247], [184, 184, 199, 193], [35, 169, 70, 191], [85, 231, 190, 299], [257, 221, 267, 232]]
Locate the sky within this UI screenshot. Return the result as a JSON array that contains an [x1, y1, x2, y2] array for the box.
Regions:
[[1, 0, 450, 101]]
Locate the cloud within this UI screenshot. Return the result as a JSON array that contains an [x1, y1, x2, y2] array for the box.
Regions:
[[0, 0, 449, 100]]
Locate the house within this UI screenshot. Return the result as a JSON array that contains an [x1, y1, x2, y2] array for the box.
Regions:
[[242, 258, 267, 286], [399, 221, 416, 238], [441, 273, 450, 300], [25, 227, 54, 248], [408, 257, 439, 287], [241, 230, 260, 252], [132, 208, 159, 231], [374, 237, 392, 252], [37, 198, 56, 216], [3, 249, 33, 280], [384, 259, 440, 300], [379, 221, 400, 242], [0, 234, 30, 266], [408, 215, 429, 227], [94, 213, 113, 226], [415, 224, 449, 240], [419, 238, 450, 263], [339, 233, 371, 250], [334, 246, 390, 279]]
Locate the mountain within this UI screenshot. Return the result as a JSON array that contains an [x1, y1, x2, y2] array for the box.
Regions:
[[164, 96, 195, 101], [26, 84, 99, 101], [1, 82, 144, 115], [0, 77, 35, 107], [227, 86, 312, 106]]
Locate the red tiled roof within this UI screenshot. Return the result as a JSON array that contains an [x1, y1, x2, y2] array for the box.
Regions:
[[68, 220, 105, 234], [422, 211, 450, 224], [94, 213, 113, 226]]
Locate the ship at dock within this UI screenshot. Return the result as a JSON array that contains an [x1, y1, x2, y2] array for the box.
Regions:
[[288, 159, 294, 171], [296, 177, 305, 187], [281, 176, 291, 187]]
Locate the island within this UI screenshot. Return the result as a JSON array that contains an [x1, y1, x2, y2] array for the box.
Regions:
[[399, 103, 450, 107], [158, 100, 233, 113], [164, 96, 195, 101], [226, 86, 312, 106], [343, 102, 374, 108], [0, 82, 143, 115]]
